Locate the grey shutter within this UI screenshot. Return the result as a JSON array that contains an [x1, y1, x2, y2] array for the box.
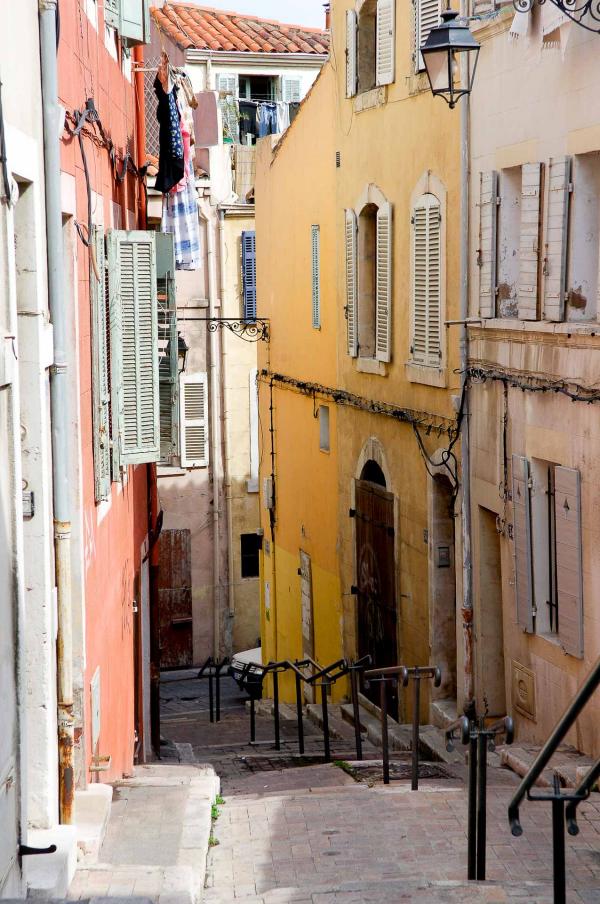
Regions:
[[311, 225, 321, 329], [104, 0, 120, 29], [107, 230, 160, 470], [416, 0, 441, 71], [411, 194, 441, 366], [376, 0, 395, 87], [554, 467, 584, 658], [376, 202, 392, 362], [479, 171, 499, 319], [345, 209, 358, 357], [91, 226, 111, 502], [120, 0, 150, 46], [518, 162, 543, 321], [216, 74, 238, 96], [283, 78, 301, 103], [346, 9, 358, 98], [544, 156, 572, 322], [242, 231, 257, 321], [512, 454, 534, 633], [156, 233, 179, 464], [180, 373, 209, 468]]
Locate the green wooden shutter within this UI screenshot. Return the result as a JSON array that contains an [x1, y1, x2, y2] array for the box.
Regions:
[[119, 0, 150, 46], [156, 232, 179, 464], [104, 0, 120, 29], [512, 454, 534, 633], [91, 226, 112, 502], [107, 229, 160, 470]]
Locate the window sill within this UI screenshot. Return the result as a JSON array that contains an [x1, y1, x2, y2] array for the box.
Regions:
[[157, 466, 188, 478], [354, 87, 387, 113], [473, 318, 600, 336], [405, 361, 447, 388], [355, 357, 387, 376]]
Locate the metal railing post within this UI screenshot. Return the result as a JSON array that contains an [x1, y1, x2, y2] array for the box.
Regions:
[[411, 677, 421, 791], [551, 775, 567, 904], [295, 671, 304, 755], [321, 681, 331, 762], [350, 667, 363, 761], [208, 670, 214, 723], [273, 668, 281, 751], [379, 679, 390, 785], [467, 729, 478, 880], [250, 695, 256, 743], [476, 724, 488, 880], [215, 662, 221, 723]]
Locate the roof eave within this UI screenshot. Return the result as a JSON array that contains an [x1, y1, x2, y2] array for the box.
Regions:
[[186, 48, 329, 67]]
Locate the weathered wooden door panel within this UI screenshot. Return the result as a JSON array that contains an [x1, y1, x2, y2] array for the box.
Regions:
[[158, 529, 193, 668], [355, 480, 398, 719]]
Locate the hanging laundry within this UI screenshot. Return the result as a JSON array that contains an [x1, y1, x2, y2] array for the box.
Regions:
[[154, 54, 185, 194], [276, 101, 290, 133], [288, 101, 301, 125], [220, 95, 240, 144], [257, 102, 278, 138], [161, 158, 201, 270], [239, 100, 258, 145]]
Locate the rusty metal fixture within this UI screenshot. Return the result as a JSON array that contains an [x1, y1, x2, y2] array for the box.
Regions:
[[461, 605, 474, 706], [55, 518, 74, 825]]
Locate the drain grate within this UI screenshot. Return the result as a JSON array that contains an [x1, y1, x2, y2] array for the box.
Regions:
[[341, 761, 453, 782], [239, 754, 328, 772]]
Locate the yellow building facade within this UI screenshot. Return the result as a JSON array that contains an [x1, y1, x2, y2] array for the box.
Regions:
[[256, 0, 464, 719]]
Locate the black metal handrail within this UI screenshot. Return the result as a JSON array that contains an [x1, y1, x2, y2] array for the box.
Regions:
[[197, 657, 229, 723], [507, 656, 600, 904]]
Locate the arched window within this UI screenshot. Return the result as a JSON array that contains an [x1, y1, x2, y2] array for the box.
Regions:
[[411, 193, 442, 367]]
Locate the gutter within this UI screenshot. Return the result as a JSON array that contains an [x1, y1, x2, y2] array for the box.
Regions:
[[186, 49, 328, 67], [39, 0, 74, 824]]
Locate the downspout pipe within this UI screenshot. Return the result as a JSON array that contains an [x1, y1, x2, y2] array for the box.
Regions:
[[39, 0, 74, 823], [459, 0, 474, 710]]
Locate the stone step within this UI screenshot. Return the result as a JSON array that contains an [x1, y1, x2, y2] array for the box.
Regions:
[[23, 825, 77, 900], [499, 743, 598, 789], [304, 703, 355, 741]]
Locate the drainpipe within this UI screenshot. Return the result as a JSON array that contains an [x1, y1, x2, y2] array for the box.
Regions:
[[459, 0, 474, 710], [133, 44, 147, 229], [39, 0, 74, 823], [217, 209, 236, 627]]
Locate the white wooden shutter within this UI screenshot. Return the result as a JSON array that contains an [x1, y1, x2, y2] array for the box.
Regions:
[[376, 202, 392, 362], [91, 226, 112, 502], [544, 156, 572, 322], [311, 225, 321, 329], [518, 163, 542, 321], [104, 0, 120, 29], [554, 466, 584, 658], [345, 209, 358, 357], [283, 78, 301, 103], [346, 9, 358, 98], [479, 171, 499, 319], [120, 0, 150, 46], [156, 232, 179, 464], [180, 373, 209, 468], [512, 454, 534, 633], [416, 0, 441, 71], [216, 74, 239, 96], [107, 230, 160, 469], [376, 0, 396, 87], [411, 194, 441, 366]]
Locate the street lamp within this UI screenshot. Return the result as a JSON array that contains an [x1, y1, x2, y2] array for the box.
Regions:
[[177, 334, 189, 374], [421, 7, 481, 110]]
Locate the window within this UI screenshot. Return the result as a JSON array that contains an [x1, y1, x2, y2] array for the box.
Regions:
[[345, 189, 392, 363], [241, 533, 261, 579], [239, 75, 276, 101], [512, 455, 583, 658], [496, 167, 521, 319], [241, 231, 257, 320], [104, 0, 150, 47], [319, 406, 330, 452], [216, 74, 238, 96], [415, 0, 441, 71], [346, 0, 396, 98], [283, 78, 302, 103], [156, 232, 179, 464], [180, 373, 208, 468], [544, 156, 571, 322], [311, 225, 321, 329], [411, 193, 441, 366], [566, 152, 600, 322]]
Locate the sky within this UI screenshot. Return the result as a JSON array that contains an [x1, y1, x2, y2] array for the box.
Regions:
[[187, 0, 327, 28]]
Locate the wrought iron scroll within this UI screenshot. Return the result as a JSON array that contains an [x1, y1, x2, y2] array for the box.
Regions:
[[513, 0, 600, 34], [205, 318, 270, 343]]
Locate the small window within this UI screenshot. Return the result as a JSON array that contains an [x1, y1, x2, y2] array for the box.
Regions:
[[358, 0, 377, 93], [319, 406, 330, 452], [311, 225, 321, 329], [567, 152, 600, 322], [241, 533, 261, 579], [496, 167, 521, 319]]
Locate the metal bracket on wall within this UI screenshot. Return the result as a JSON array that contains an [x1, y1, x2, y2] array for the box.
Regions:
[[513, 0, 600, 32], [177, 317, 270, 343]]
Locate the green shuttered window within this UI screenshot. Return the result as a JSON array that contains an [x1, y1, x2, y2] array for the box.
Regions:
[[91, 226, 112, 502]]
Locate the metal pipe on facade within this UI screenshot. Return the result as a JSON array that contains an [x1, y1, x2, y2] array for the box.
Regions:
[[459, 0, 474, 709], [217, 209, 235, 622], [39, 0, 74, 824], [133, 44, 147, 229]]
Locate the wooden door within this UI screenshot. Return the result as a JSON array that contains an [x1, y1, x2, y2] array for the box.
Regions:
[[355, 480, 398, 719], [158, 529, 193, 668]]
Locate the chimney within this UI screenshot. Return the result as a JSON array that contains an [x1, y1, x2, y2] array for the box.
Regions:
[[324, 3, 331, 30]]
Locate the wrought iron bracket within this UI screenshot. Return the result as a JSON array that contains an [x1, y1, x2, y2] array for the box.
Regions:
[[513, 0, 600, 34], [205, 318, 270, 343]]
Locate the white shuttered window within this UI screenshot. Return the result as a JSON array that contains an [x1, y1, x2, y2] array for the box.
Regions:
[[180, 373, 209, 468], [346, 9, 358, 98], [376, 202, 392, 362], [345, 209, 358, 356], [544, 156, 572, 322], [107, 229, 160, 470], [411, 193, 441, 366], [376, 0, 396, 86], [554, 467, 584, 658], [518, 163, 543, 321], [479, 171, 499, 319], [311, 225, 321, 329], [416, 0, 441, 71]]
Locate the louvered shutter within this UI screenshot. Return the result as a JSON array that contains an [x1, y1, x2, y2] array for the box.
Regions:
[[91, 226, 111, 502], [376, 202, 392, 362], [345, 209, 358, 357], [346, 9, 358, 98], [416, 0, 441, 71], [283, 78, 301, 103], [544, 156, 572, 322], [242, 231, 257, 321], [376, 0, 396, 87], [554, 467, 583, 658], [104, 0, 120, 29], [107, 230, 160, 469], [518, 163, 542, 321], [156, 232, 179, 464], [479, 171, 499, 319], [216, 74, 238, 96], [411, 194, 441, 366], [512, 454, 534, 633], [180, 373, 209, 468], [119, 0, 150, 46], [311, 225, 321, 329]]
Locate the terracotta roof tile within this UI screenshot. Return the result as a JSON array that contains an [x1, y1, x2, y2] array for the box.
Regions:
[[152, 2, 330, 55]]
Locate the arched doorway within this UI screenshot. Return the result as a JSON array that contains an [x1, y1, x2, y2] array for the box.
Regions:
[[355, 460, 398, 719]]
